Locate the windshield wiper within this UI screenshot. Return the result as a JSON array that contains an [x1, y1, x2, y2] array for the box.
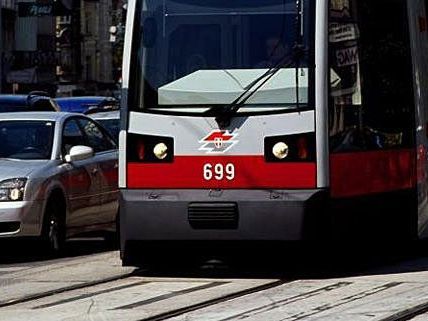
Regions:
[[209, 0, 305, 128], [209, 45, 306, 128], [204, 57, 289, 127]]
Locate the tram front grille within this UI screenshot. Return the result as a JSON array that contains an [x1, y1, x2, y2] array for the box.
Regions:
[[188, 203, 238, 229]]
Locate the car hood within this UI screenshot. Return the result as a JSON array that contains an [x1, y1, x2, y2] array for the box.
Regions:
[[0, 159, 49, 181]]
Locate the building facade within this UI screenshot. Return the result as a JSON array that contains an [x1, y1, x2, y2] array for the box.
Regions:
[[0, 0, 124, 96], [1, 0, 17, 93], [0, 0, 60, 95], [57, 0, 125, 96]]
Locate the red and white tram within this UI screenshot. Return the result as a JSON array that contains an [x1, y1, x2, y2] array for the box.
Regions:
[[119, 0, 428, 265]]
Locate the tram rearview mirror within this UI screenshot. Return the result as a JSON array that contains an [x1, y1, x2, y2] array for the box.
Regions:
[[142, 17, 157, 48]]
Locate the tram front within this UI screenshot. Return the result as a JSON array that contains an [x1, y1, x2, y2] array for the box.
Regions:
[[120, 0, 328, 265]]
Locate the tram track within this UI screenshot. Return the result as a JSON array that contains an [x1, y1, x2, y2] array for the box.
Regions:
[[135, 279, 288, 321], [2, 268, 428, 321], [381, 303, 428, 321], [4, 270, 428, 321], [125, 278, 428, 321], [0, 258, 290, 321], [3, 249, 428, 321], [0, 269, 138, 308]]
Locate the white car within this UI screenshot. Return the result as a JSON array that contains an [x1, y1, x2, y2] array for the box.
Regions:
[[0, 112, 118, 252]]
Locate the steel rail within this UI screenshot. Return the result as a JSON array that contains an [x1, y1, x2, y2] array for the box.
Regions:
[[136, 279, 289, 321], [380, 302, 428, 321], [0, 269, 140, 308]]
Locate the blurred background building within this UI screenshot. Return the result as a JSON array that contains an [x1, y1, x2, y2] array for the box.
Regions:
[[0, 0, 126, 97], [0, 0, 18, 94], [1, 0, 60, 95], [56, 0, 125, 97]]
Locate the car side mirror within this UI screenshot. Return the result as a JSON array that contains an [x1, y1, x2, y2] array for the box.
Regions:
[[65, 145, 94, 163]]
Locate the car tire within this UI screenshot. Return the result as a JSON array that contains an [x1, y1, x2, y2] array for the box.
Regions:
[[41, 199, 66, 254]]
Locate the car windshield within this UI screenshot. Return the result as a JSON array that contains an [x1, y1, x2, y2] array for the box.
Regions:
[[0, 120, 55, 160], [130, 0, 314, 114], [96, 119, 119, 142]]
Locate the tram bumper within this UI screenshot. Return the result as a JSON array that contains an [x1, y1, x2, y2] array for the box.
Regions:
[[120, 189, 327, 243]]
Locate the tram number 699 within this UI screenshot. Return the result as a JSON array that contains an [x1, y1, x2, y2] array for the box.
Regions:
[[203, 163, 235, 181]]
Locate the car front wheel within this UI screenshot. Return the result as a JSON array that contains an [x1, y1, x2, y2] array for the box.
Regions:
[[41, 199, 66, 254]]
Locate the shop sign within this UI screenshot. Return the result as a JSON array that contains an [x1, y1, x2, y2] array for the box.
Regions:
[[18, 1, 72, 17], [18, 3, 53, 17]]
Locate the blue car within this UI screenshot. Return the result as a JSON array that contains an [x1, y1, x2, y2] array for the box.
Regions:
[[0, 92, 60, 112], [55, 96, 118, 113]]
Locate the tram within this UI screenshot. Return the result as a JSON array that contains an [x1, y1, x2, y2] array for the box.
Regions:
[[119, 0, 428, 265]]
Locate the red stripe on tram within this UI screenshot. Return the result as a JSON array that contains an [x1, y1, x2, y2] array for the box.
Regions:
[[330, 149, 416, 198], [127, 156, 316, 189]]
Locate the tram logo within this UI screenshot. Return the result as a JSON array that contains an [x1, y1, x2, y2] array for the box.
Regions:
[[199, 130, 239, 154]]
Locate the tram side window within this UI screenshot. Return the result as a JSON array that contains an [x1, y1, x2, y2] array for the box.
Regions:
[[328, 0, 415, 152]]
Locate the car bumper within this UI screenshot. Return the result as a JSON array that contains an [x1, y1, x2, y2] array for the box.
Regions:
[[0, 200, 44, 237]]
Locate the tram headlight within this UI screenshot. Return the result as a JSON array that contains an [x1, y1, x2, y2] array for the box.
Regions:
[[272, 142, 289, 159], [127, 134, 174, 163], [264, 133, 315, 162], [153, 143, 168, 160]]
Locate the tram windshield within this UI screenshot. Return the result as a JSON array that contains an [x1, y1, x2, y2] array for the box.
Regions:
[[130, 0, 315, 114]]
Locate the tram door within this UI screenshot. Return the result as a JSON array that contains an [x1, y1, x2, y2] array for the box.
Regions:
[[328, 0, 420, 239], [408, 0, 428, 238]]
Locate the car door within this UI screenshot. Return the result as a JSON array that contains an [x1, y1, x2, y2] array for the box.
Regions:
[[61, 118, 100, 232], [77, 117, 118, 229]]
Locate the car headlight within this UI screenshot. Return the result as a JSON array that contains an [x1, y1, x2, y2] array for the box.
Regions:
[[0, 178, 27, 202]]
